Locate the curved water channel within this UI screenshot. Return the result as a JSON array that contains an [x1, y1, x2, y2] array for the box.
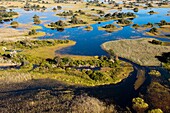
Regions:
[[0, 7, 170, 107]]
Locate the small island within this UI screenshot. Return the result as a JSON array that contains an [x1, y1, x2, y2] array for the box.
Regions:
[[148, 10, 158, 15], [83, 25, 93, 31], [98, 24, 122, 32]]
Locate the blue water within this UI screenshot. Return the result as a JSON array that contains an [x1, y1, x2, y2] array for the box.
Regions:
[[0, 8, 170, 56]]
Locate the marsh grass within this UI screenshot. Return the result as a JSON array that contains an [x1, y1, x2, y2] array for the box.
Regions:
[[102, 38, 170, 66]]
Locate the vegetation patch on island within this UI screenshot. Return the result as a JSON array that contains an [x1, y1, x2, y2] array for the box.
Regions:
[[98, 24, 122, 32]]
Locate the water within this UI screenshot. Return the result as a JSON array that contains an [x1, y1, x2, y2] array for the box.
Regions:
[[0, 8, 170, 56]]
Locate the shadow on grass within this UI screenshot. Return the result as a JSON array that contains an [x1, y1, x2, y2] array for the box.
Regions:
[[0, 68, 145, 112]]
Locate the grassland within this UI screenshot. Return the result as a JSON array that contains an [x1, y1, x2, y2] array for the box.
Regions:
[[0, 28, 46, 41], [102, 38, 170, 66], [22, 40, 76, 59]]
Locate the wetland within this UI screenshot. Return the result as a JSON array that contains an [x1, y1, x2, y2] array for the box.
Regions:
[[0, 0, 170, 113]]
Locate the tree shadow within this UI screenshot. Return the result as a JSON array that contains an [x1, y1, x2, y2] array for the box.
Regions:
[[0, 66, 153, 112]]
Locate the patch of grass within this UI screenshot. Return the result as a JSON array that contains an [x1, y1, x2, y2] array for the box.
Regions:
[[102, 38, 170, 66], [22, 40, 76, 59], [25, 32, 46, 38]]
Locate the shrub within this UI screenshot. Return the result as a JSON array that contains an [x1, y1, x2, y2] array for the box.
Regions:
[[57, 6, 62, 10], [10, 21, 19, 28], [133, 8, 138, 12], [149, 27, 158, 33], [52, 7, 57, 11], [148, 109, 163, 113], [132, 24, 139, 28], [28, 29, 37, 35], [132, 97, 149, 112], [149, 40, 162, 45]]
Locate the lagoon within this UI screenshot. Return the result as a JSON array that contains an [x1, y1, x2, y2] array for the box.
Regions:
[[0, 7, 170, 56]]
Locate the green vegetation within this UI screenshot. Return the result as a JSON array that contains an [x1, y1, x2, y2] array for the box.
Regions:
[[149, 70, 161, 77], [57, 6, 62, 10], [133, 8, 138, 12], [69, 16, 87, 24], [148, 10, 158, 15], [48, 20, 67, 29], [148, 40, 162, 45], [132, 24, 140, 29], [98, 24, 122, 32], [33, 15, 41, 25], [0, 40, 70, 50], [157, 20, 170, 27], [117, 19, 132, 26], [10, 21, 19, 28], [57, 10, 74, 16], [143, 22, 154, 28], [28, 29, 37, 35], [0, 39, 132, 86], [149, 27, 158, 34], [148, 109, 163, 113], [52, 7, 57, 11], [147, 3, 153, 7], [96, 10, 105, 14], [132, 97, 149, 112], [84, 25, 93, 31], [24, 4, 47, 11], [92, 12, 136, 23]]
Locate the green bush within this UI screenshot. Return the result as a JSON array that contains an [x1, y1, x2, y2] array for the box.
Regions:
[[10, 21, 19, 28]]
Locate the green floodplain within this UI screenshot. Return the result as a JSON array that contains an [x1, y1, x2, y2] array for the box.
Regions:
[[0, 0, 170, 113]]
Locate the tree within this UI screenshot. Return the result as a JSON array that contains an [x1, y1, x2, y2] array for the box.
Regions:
[[57, 6, 62, 10], [10, 21, 19, 28], [55, 20, 66, 27], [132, 24, 139, 29], [0, 17, 3, 23], [28, 29, 37, 35], [133, 8, 138, 12], [149, 27, 157, 33], [33, 14, 39, 19], [52, 7, 57, 11], [148, 109, 163, 113]]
